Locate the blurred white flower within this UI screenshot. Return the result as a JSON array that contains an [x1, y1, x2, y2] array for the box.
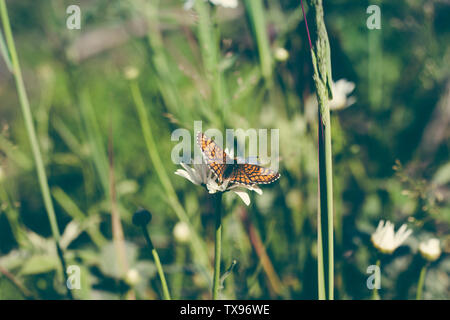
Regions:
[[371, 220, 412, 254], [274, 47, 289, 62], [329, 79, 356, 110], [175, 161, 262, 206], [184, 0, 238, 10], [125, 268, 141, 286], [0, 166, 4, 182], [173, 221, 191, 243], [124, 66, 139, 80], [419, 238, 441, 262], [210, 0, 238, 8]]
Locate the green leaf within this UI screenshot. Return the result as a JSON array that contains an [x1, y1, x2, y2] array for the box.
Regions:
[[433, 162, 450, 186], [19, 255, 59, 275]]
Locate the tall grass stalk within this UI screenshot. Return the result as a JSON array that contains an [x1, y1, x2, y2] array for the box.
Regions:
[[194, 0, 227, 126], [129, 80, 211, 279], [301, 0, 334, 300], [0, 0, 73, 299], [144, 0, 184, 119], [244, 0, 273, 85]]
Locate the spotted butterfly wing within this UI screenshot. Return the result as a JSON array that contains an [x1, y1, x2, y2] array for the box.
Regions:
[[198, 132, 280, 186], [231, 163, 280, 185], [197, 132, 231, 182]]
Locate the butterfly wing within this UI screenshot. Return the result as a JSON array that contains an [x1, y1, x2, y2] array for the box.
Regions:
[[230, 163, 280, 185], [197, 132, 228, 182]]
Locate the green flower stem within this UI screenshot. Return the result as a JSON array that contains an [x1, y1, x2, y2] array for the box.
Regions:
[[141, 225, 171, 300], [416, 265, 428, 300], [172, 245, 187, 299], [129, 80, 210, 279], [302, 0, 334, 300], [0, 0, 72, 299], [372, 259, 381, 300], [212, 192, 223, 300]]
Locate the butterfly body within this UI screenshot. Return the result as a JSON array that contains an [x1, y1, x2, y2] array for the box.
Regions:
[[197, 132, 280, 186]]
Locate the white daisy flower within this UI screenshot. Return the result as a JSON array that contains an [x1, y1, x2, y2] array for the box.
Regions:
[[175, 162, 213, 186], [329, 79, 356, 110], [175, 161, 262, 206], [184, 0, 238, 10], [419, 238, 441, 262], [371, 220, 412, 254]]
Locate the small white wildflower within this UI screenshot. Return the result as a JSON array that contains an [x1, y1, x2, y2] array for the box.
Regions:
[[125, 269, 141, 286], [274, 47, 289, 62], [371, 220, 412, 254], [173, 221, 191, 243], [184, 0, 238, 10], [210, 0, 238, 8], [124, 66, 139, 80], [419, 238, 441, 262], [329, 79, 356, 110]]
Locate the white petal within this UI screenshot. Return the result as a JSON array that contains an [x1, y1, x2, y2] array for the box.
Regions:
[[233, 190, 250, 206], [174, 169, 200, 185]]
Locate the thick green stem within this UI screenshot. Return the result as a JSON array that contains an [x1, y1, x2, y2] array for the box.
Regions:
[[416, 265, 427, 300], [212, 193, 223, 299], [142, 226, 171, 300], [0, 0, 72, 299]]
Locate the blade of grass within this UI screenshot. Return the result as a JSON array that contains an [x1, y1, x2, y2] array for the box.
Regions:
[[244, 0, 273, 85], [194, 0, 227, 126], [79, 90, 109, 193], [0, 0, 72, 299], [0, 25, 12, 71], [52, 187, 106, 248]]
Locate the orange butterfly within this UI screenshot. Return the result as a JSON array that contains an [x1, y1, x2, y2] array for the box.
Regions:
[[197, 132, 280, 186]]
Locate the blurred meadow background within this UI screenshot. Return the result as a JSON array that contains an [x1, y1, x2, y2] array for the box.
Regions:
[[0, 0, 449, 300]]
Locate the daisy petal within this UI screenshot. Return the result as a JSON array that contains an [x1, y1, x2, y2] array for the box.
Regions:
[[233, 190, 250, 206]]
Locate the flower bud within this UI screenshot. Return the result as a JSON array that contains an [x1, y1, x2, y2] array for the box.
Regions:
[[124, 66, 139, 80], [125, 268, 141, 286], [173, 221, 191, 243], [274, 47, 289, 62], [419, 238, 441, 262], [132, 208, 152, 227]]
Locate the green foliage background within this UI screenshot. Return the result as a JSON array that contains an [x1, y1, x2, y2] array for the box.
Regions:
[[0, 0, 449, 299]]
